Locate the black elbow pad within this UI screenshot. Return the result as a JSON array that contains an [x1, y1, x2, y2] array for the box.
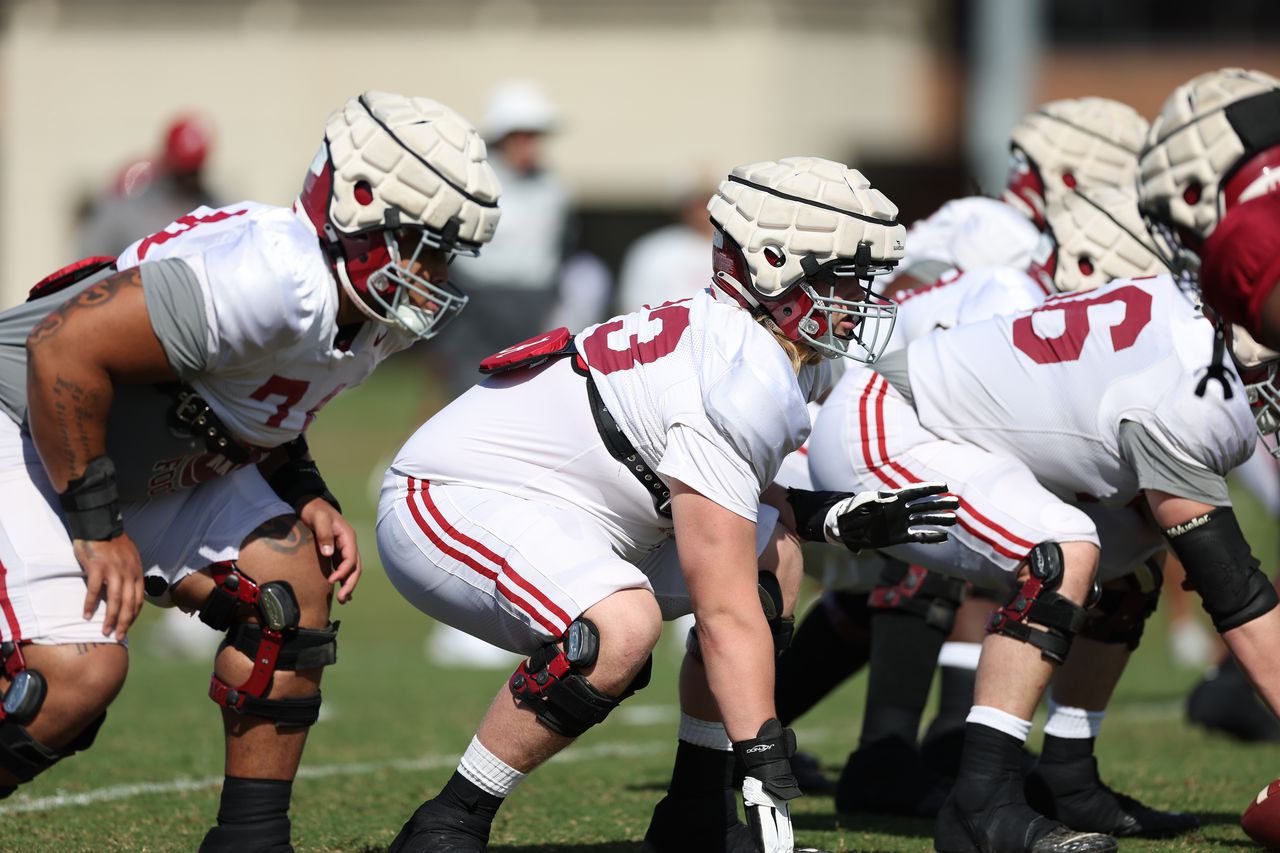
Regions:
[[1165, 507, 1278, 633]]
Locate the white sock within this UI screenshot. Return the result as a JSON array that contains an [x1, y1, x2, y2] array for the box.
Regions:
[[966, 704, 1033, 742], [458, 736, 526, 798], [1044, 697, 1105, 739], [678, 713, 733, 751], [938, 641, 982, 670]]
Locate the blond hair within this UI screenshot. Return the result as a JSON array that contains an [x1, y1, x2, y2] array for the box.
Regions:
[[758, 316, 823, 374]]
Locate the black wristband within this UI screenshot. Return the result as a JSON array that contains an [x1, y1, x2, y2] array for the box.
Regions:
[[784, 488, 846, 542], [267, 456, 342, 514], [732, 718, 802, 800], [59, 456, 124, 541]]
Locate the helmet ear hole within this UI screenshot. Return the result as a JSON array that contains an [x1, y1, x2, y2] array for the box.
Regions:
[[1062, 171, 1077, 189], [1077, 256, 1094, 277], [763, 245, 787, 268], [354, 180, 374, 205], [1183, 181, 1202, 205]]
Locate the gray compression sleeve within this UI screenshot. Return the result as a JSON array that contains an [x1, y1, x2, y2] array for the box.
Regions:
[[1117, 420, 1231, 506], [140, 258, 210, 379]]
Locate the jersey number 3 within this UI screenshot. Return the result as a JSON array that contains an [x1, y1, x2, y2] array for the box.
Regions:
[[582, 303, 691, 375], [1012, 285, 1153, 365]]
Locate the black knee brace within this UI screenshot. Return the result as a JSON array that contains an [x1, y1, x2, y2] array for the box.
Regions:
[[202, 563, 336, 727], [0, 710, 105, 785], [1166, 507, 1279, 632], [688, 572, 794, 662], [869, 563, 967, 633], [986, 542, 1089, 664], [508, 617, 649, 738], [1080, 559, 1163, 650]]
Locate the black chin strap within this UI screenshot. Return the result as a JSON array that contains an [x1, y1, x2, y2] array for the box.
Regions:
[[1196, 317, 1237, 400]]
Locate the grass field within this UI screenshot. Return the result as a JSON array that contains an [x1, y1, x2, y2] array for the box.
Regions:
[[1, 354, 1278, 852]]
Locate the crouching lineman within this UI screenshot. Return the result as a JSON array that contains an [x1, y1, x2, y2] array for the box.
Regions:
[[375, 158, 957, 853], [0, 92, 501, 851], [807, 190, 1258, 851]]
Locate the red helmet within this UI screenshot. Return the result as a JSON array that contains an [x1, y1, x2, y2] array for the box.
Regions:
[[162, 115, 212, 174]]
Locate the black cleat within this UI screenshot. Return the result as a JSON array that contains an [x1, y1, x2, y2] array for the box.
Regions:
[[1187, 657, 1280, 742], [387, 798, 491, 853], [1025, 756, 1199, 838], [791, 749, 836, 795], [641, 793, 756, 853], [836, 737, 949, 818], [934, 771, 1116, 853]]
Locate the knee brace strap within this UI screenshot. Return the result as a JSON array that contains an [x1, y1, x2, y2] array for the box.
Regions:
[[1080, 560, 1162, 649], [1166, 507, 1279, 632], [509, 618, 628, 738], [221, 622, 340, 671], [756, 571, 795, 655], [0, 642, 47, 725], [869, 563, 967, 633], [986, 542, 1088, 664], [206, 569, 321, 727], [0, 710, 105, 783]]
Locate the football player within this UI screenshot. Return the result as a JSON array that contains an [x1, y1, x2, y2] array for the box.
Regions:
[[375, 158, 956, 853], [806, 187, 1246, 851], [0, 92, 501, 852], [1139, 68, 1280, 743]]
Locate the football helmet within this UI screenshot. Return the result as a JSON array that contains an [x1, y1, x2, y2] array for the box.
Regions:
[[707, 157, 906, 361], [1004, 98, 1149, 230], [1028, 187, 1168, 294], [1138, 68, 1280, 274], [1230, 325, 1280, 456], [297, 91, 502, 340]]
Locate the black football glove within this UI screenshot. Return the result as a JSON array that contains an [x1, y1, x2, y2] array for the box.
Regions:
[[787, 482, 959, 552]]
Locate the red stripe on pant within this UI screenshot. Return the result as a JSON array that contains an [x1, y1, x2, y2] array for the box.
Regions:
[[404, 478, 569, 636], [858, 373, 1031, 562], [0, 557, 22, 643]]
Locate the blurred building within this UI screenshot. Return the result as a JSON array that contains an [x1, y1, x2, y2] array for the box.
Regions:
[[1, 0, 1278, 308]]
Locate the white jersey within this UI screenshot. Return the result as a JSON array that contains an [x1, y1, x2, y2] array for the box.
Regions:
[[117, 202, 413, 450], [887, 196, 1041, 283], [904, 275, 1256, 505], [884, 266, 1050, 354], [391, 291, 822, 558], [583, 291, 826, 519]]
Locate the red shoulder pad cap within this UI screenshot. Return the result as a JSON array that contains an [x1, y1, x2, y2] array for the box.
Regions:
[[1201, 193, 1280, 339], [478, 327, 575, 375], [28, 256, 117, 302]]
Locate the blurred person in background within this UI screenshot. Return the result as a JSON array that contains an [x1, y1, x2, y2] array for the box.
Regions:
[[615, 180, 715, 312], [77, 114, 223, 259], [0, 92, 500, 853], [433, 79, 571, 398]]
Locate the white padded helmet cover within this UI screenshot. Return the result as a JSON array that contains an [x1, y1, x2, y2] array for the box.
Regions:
[[707, 157, 905, 301], [1139, 68, 1280, 241], [1045, 187, 1167, 293], [324, 92, 501, 248], [1010, 98, 1149, 209]]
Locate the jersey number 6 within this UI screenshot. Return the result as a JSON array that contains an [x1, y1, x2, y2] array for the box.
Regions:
[[1012, 285, 1153, 365]]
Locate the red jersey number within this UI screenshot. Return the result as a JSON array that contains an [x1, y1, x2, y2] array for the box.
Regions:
[[582, 303, 691, 375], [1012, 285, 1153, 365]]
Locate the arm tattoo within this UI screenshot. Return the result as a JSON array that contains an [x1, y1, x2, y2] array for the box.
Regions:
[[27, 268, 144, 346], [50, 375, 102, 474], [246, 515, 314, 555]]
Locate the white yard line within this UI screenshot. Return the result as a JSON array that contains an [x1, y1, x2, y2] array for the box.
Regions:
[[0, 724, 850, 816]]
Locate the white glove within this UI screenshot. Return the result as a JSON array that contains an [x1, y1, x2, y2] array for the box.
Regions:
[[743, 775, 795, 853]]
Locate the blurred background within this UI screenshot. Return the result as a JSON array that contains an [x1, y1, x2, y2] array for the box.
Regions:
[[1, 0, 1277, 312]]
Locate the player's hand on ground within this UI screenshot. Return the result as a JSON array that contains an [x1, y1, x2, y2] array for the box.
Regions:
[[828, 481, 959, 550], [74, 534, 144, 640], [298, 497, 362, 604], [734, 719, 803, 853]]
